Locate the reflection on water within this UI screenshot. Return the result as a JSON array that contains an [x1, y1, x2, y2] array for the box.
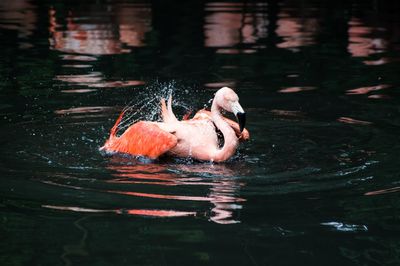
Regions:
[[35, 160, 245, 224], [49, 3, 151, 55], [49, 3, 150, 89], [55, 71, 145, 88], [276, 4, 319, 51], [278, 86, 316, 93], [56, 72, 103, 84], [346, 84, 391, 99], [337, 117, 372, 126], [60, 54, 97, 61], [348, 17, 387, 58], [0, 0, 398, 62], [43, 204, 196, 218], [347, 14, 400, 65], [0, 0, 36, 48], [106, 160, 245, 224], [346, 84, 391, 95], [204, 2, 267, 54], [54, 106, 114, 115], [365, 186, 400, 196], [39, 0, 400, 92], [204, 81, 236, 88], [270, 109, 305, 119]]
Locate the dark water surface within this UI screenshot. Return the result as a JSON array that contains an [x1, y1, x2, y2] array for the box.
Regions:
[[1, 0, 400, 265]]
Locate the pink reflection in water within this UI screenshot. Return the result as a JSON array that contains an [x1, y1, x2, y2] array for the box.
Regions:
[[204, 81, 236, 88], [123, 209, 196, 217], [348, 17, 387, 58], [0, 0, 37, 48], [50, 5, 149, 89], [367, 94, 391, 99], [215, 48, 258, 54], [346, 84, 390, 95], [54, 106, 114, 115], [106, 161, 245, 224], [204, 2, 267, 53], [43, 205, 196, 218], [62, 64, 92, 68], [278, 86, 316, 93], [109, 190, 212, 202], [118, 4, 152, 48], [49, 3, 151, 55], [363, 57, 394, 66], [87, 80, 145, 88], [60, 89, 97, 94], [276, 7, 319, 51], [270, 109, 305, 119], [337, 117, 372, 125], [56, 72, 103, 84], [60, 55, 97, 62], [365, 186, 400, 196], [55, 72, 145, 88]]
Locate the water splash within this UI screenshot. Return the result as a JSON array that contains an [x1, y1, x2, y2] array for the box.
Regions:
[[115, 81, 197, 136]]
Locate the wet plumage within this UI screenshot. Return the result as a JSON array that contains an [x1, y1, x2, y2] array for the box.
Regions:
[[101, 87, 249, 162]]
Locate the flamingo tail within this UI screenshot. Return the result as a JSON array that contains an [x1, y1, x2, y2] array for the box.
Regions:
[[109, 109, 126, 138]]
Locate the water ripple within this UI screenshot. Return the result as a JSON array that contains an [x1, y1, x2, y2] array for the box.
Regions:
[[321, 222, 368, 232]]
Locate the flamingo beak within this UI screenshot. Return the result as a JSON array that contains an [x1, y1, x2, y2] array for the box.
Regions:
[[236, 112, 246, 133], [232, 101, 246, 133]]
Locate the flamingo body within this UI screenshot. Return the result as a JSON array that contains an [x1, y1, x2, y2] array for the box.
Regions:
[[101, 87, 249, 162], [192, 109, 250, 141], [102, 121, 178, 159]]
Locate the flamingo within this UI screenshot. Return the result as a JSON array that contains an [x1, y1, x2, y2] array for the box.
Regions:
[[100, 87, 249, 162]]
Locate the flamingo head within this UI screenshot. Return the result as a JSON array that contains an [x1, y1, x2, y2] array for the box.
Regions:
[[215, 87, 246, 132]]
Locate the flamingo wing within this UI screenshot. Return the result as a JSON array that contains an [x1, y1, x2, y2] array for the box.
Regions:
[[192, 109, 250, 141], [101, 121, 177, 159]]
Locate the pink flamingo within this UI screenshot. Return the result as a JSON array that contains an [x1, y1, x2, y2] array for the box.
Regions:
[[100, 87, 249, 162]]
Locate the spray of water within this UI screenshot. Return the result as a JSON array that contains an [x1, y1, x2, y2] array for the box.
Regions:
[[114, 81, 199, 136]]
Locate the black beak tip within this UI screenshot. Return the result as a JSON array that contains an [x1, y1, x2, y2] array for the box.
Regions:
[[236, 112, 246, 133]]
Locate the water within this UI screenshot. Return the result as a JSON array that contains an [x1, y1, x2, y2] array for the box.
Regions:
[[1, 0, 400, 265]]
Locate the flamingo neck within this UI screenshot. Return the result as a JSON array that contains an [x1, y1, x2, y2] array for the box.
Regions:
[[211, 101, 239, 162]]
